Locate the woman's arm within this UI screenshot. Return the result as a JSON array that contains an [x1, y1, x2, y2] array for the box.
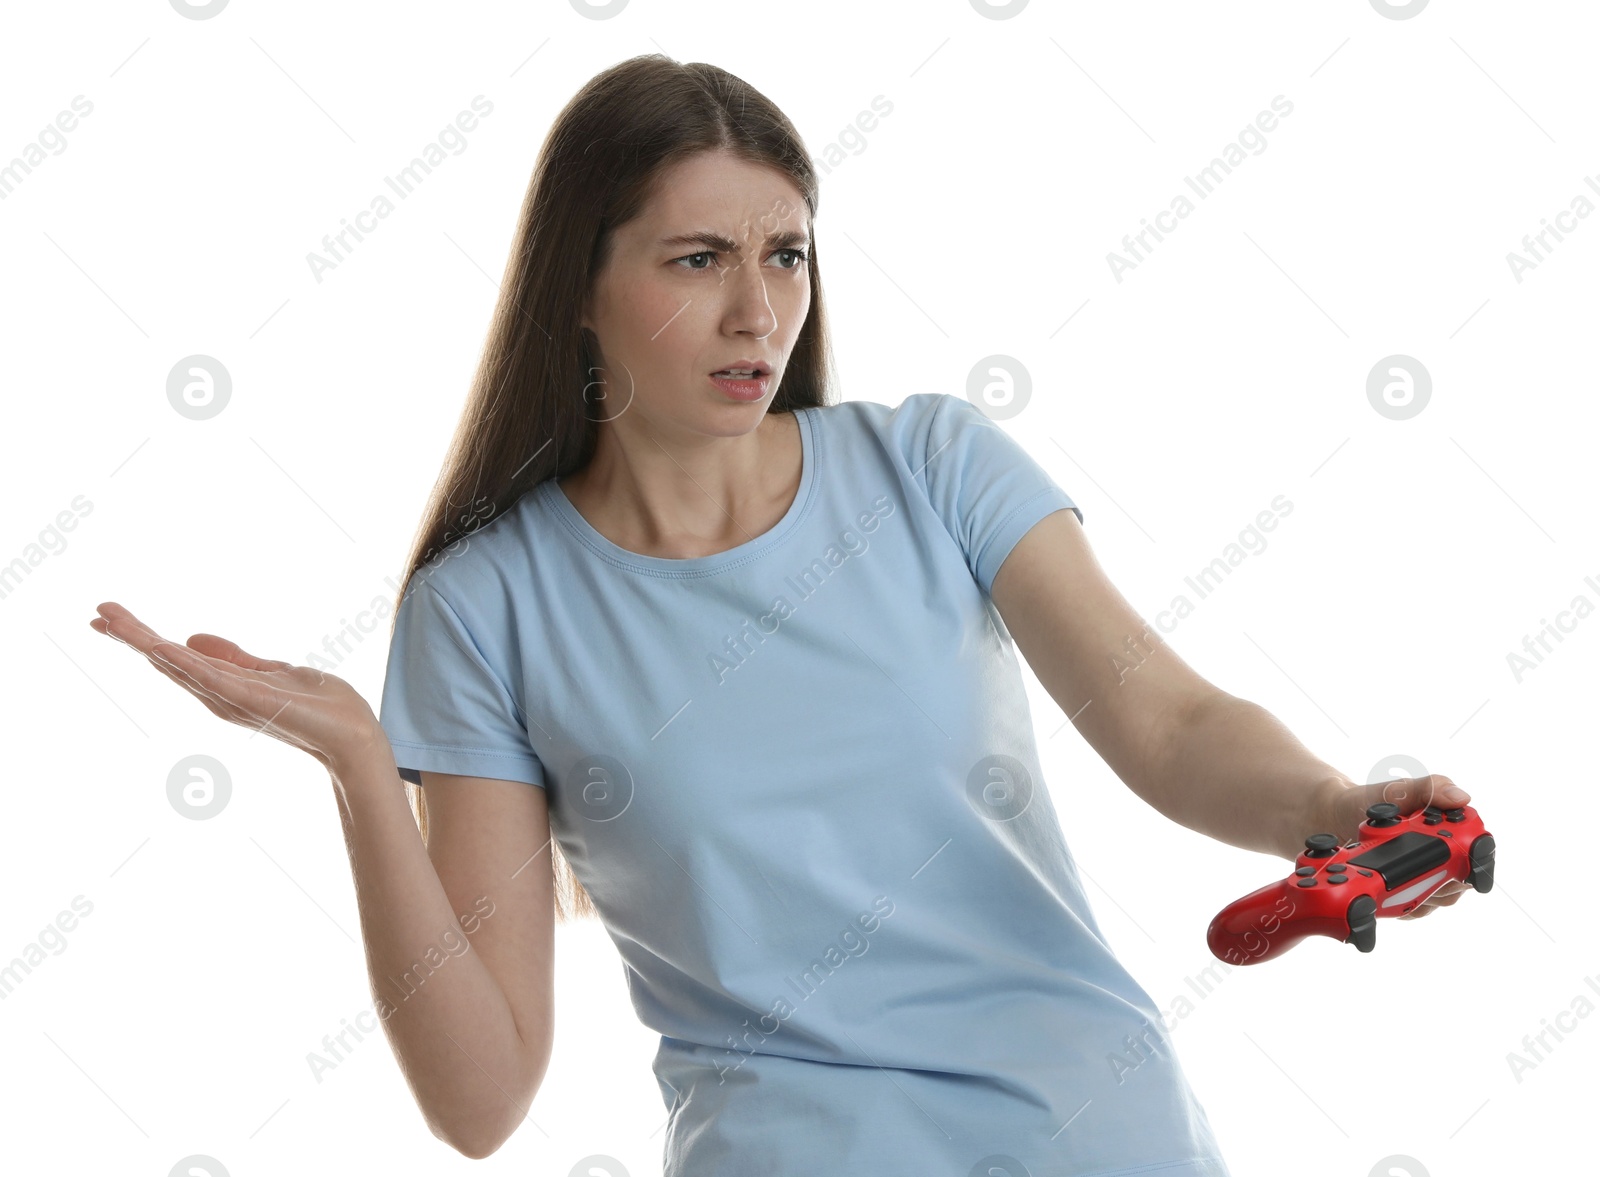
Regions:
[[328, 748, 553, 1158], [990, 510, 1346, 861], [1132, 691, 1352, 861], [92, 603, 549, 1158]]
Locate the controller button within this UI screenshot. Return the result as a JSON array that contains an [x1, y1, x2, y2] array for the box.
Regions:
[[1327, 862, 1347, 873], [1469, 834, 1496, 893], [1365, 803, 1402, 827], [1295, 866, 1316, 876], [1445, 808, 1466, 822], [1347, 895, 1378, 953], [1305, 833, 1340, 858], [1424, 813, 1443, 825], [1356, 869, 1374, 877], [1297, 878, 1318, 887], [1327, 875, 1348, 884]]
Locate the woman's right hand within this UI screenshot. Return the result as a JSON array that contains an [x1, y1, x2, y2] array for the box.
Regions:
[[91, 601, 386, 773]]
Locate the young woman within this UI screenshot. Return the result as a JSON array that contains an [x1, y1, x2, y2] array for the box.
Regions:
[[92, 54, 1474, 1176]]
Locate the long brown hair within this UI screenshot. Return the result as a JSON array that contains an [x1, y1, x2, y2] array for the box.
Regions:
[[391, 53, 837, 922]]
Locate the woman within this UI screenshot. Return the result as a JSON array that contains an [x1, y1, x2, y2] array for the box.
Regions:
[[91, 54, 1474, 1175]]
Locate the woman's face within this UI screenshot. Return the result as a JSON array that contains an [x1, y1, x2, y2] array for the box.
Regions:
[[580, 150, 812, 435]]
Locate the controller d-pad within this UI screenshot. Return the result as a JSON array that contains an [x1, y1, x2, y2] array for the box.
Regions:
[[1445, 808, 1466, 822]]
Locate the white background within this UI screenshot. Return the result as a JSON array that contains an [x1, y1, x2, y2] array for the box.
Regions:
[[1, 2, 1593, 1175]]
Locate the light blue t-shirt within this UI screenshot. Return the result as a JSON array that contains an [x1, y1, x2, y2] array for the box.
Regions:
[[378, 393, 1232, 1177]]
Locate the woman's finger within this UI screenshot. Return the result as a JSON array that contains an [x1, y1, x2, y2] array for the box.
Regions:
[[95, 613, 228, 703], [151, 640, 249, 693], [96, 606, 292, 727], [149, 645, 254, 721], [186, 633, 295, 673], [97, 604, 195, 666], [99, 605, 280, 684], [149, 642, 286, 726]]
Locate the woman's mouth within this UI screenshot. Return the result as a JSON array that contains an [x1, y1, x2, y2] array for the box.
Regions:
[[708, 371, 769, 400]]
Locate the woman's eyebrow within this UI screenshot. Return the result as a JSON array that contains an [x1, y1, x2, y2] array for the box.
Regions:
[[658, 229, 811, 252]]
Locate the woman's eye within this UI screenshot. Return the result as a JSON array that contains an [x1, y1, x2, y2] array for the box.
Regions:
[[674, 249, 809, 271]]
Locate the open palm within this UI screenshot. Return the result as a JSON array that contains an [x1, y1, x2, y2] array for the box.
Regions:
[[91, 601, 382, 770]]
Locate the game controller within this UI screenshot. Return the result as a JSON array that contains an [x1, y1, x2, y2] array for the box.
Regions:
[[1206, 802, 1495, 965]]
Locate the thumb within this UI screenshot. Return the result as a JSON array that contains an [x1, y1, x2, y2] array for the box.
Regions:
[[186, 633, 294, 673], [1367, 773, 1471, 815]]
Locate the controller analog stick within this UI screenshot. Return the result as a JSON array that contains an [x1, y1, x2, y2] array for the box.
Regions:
[[1304, 833, 1339, 858], [1365, 802, 1402, 827]]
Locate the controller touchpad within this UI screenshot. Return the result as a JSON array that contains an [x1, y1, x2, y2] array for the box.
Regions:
[[1347, 831, 1451, 890]]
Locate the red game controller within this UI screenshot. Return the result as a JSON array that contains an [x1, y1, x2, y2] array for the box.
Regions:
[[1207, 801, 1495, 965]]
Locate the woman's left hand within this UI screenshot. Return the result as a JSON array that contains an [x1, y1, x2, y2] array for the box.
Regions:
[[1313, 774, 1475, 920]]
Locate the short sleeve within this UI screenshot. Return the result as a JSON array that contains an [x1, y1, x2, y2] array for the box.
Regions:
[[378, 578, 546, 788], [916, 393, 1083, 596]]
